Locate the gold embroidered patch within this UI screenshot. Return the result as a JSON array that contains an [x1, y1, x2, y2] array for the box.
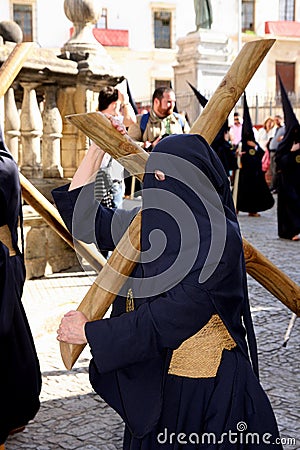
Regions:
[[168, 314, 236, 378], [126, 288, 135, 312], [249, 149, 256, 156], [0, 224, 16, 256], [295, 154, 300, 163]]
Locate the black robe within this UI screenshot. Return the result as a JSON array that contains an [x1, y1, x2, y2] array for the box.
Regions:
[[0, 134, 41, 444], [53, 134, 282, 449], [237, 142, 274, 213], [275, 129, 300, 239], [211, 128, 237, 177]]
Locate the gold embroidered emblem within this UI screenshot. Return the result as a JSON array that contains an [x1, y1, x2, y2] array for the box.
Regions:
[[249, 149, 256, 156], [168, 314, 236, 378], [126, 288, 135, 312], [295, 155, 300, 164]]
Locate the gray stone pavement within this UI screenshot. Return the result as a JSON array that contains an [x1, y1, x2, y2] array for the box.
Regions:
[[5, 196, 300, 449]]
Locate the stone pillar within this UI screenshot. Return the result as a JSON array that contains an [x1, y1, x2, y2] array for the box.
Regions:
[[20, 82, 43, 178], [42, 85, 63, 178], [57, 86, 78, 178], [4, 87, 20, 162], [174, 30, 233, 125], [73, 83, 90, 165]]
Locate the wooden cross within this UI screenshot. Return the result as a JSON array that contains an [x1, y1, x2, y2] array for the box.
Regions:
[[0, 43, 107, 272], [61, 38, 300, 370]]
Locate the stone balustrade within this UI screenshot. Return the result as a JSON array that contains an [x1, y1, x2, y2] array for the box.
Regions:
[[0, 40, 122, 278]]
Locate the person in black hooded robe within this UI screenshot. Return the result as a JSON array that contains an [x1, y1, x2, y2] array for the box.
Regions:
[[275, 77, 300, 241], [53, 127, 282, 449], [187, 82, 237, 179], [236, 94, 274, 216], [0, 124, 41, 446]]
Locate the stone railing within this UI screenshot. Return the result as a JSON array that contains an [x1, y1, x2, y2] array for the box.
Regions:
[[0, 42, 122, 278]]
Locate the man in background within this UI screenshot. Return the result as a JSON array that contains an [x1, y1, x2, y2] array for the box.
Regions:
[[128, 87, 190, 152]]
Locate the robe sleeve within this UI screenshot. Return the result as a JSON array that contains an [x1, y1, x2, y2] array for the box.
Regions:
[[52, 183, 139, 251], [85, 281, 213, 374]]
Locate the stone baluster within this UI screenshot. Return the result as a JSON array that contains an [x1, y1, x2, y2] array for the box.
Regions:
[[74, 83, 91, 165], [4, 87, 20, 163], [57, 86, 78, 177], [42, 85, 63, 178], [20, 82, 43, 178]]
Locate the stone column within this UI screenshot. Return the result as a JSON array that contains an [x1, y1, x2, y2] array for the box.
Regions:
[[57, 86, 78, 178], [20, 82, 43, 178], [4, 87, 20, 162], [174, 30, 233, 124], [42, 85, 63, 178]]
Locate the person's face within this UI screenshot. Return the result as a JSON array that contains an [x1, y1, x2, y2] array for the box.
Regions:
[[265, 118, 274, 131], [234, 116, 240, 126], [154, 91, 176, 117], [274, 116, 282, 127]]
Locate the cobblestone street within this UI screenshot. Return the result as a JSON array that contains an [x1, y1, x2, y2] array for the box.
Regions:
[[5, 197, 300, 450]]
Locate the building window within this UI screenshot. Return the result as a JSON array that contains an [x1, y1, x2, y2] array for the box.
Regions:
[[13, 3, 33, 41], [242, 0, 255, 32], [279, 0, 295, 20], [96, 8, 108, 29], [276, 62, 295, 94], [155, 80, 171, 89], [154, 11, 171, 48]]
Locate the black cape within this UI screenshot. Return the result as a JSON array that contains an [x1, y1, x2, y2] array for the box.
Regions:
[[0, 129, 41, 444], [237, 95, 274, 213], [275, 126, 300, 239], [236, 141, 275, 213], [53, 134, 282, 449]]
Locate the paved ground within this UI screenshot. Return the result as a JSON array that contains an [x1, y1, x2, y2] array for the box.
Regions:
[[5, 196, 300, 449]]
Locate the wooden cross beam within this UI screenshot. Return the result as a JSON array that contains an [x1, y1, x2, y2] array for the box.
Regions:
[[20, 173, 106, 271], [60, 38, 299, 369], [0, 42, 34, 99], [0, 43, 107, 271]]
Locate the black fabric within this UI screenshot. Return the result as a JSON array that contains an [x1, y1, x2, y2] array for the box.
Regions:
[[237, 95, 275, 213], [0, 125, 41, 444], [187, 82, 236, 176], [275, 79, 300, 239], [52, 134, 282, 448], [126, 79, 139, 115]]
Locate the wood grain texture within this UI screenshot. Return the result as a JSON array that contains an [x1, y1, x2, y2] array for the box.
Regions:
[[66, 112, 148, 181], [20, 173, 106, 272], [60, 211, 141, 369], [0, 42, 34, 99], [190, 39, 276, 138], [61, 38, 299, 371]]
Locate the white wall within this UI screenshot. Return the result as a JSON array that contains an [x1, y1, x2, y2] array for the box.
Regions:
[[35, 0, 71, 49]]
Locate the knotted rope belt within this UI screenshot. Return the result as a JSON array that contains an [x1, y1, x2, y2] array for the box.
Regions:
[[168, 314, 236, 378]]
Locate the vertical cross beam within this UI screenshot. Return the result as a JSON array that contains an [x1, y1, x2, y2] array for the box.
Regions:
[[59, 39, 300, 371]]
